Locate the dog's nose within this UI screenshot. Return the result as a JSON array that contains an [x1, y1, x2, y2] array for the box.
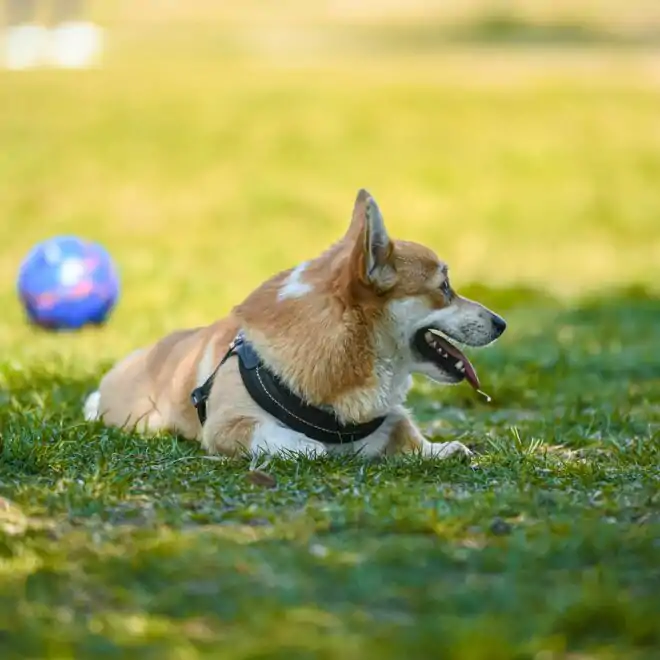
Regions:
[[491, 314, 507, 337]]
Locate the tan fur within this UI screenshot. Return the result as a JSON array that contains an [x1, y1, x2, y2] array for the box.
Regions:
[[384, 416, 426, 455], [87, 189, 505, 460], [96, 318, 238, 439]]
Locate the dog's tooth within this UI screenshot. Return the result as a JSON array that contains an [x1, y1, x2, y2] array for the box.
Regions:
[[425, 331, 433, 342], [456, 361, 464, 371]]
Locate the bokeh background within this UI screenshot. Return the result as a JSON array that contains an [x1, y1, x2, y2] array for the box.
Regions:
[[2, 0, 660, 362], [2, 5, 660, 656]]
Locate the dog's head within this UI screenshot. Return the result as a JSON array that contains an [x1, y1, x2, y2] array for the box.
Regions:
[[342, 188, 506, 391], [235, 188, 506, 416]]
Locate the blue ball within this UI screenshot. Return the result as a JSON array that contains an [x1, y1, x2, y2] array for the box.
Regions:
[[17, 236, 120, 330]]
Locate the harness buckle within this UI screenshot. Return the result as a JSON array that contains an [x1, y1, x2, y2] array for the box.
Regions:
[[190, 386, 205, 408]]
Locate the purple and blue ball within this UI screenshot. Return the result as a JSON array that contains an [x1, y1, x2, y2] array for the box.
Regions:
[[17, 236, 120, 330]]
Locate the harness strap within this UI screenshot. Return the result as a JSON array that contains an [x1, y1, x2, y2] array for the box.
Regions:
[[191, 332, 387, 445], [190, 334, 243, 425]]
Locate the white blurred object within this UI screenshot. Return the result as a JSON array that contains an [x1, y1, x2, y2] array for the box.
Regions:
[[48, 21, 103, 69], [3, 21, 103, 70], [3, 23, 49, 70]]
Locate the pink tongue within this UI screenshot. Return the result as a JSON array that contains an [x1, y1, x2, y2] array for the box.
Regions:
[[462, 360, 480, 391], [436, 337, 480, 390]]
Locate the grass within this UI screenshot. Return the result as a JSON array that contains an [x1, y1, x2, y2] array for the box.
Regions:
[[1, 16, 660, 659], [1, 290, 659, 658]]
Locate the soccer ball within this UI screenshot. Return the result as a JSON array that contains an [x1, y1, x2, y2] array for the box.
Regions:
[[17, 236, 120, 330]]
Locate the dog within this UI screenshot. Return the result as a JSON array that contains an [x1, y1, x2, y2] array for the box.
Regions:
[[84, 189, 506, 460]]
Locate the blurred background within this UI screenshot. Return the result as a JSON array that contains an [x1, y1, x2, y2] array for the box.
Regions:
[[2, 0, 660, 363]]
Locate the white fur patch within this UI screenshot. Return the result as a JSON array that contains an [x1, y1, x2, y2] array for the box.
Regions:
[[386, 297, 462, 386], [83, 391, 101, 421], [278, 262, 313, 300], [326, 414, 397, 457], [250, 421, 327, 457]]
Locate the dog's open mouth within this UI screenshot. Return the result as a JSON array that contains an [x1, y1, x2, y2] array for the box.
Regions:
[[413, 327, 480, 390]]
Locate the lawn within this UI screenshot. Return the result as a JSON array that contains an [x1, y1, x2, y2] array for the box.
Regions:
[[1, 13, 660, 659]]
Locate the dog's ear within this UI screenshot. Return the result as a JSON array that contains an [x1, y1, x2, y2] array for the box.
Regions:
[[347, 189, 396, 291]]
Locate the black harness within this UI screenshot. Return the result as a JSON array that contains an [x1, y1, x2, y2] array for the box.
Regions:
[[190, 333, 386, 445]]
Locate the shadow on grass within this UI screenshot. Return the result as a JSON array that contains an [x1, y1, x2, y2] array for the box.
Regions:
[[441, 12, 660, 47], [337, 13, 660, 54]]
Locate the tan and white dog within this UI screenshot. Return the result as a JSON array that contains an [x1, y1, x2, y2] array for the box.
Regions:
[[84, 189, 506, 460]]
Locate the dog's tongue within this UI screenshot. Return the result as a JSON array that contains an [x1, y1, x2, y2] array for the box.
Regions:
[[431, 332, 480, 390], [466, 367, 480, 390], [449, 346, 480, 390]]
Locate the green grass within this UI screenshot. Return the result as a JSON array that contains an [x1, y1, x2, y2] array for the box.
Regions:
[[1, 290, 659, 658], [1, 24, 660, 658]]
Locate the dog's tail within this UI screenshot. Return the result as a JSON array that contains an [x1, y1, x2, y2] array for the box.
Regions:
[[83, 390, 101, 421]]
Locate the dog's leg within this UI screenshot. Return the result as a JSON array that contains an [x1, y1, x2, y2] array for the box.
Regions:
[[422, 439, 472, 460], [202, 415, 327, 458], [385, 412, 472, 460]]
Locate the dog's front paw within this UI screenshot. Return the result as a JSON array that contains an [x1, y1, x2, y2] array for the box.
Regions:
[[426, 440, 473, 462]]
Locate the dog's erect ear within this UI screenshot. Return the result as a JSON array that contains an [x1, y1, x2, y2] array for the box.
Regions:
[[348, 189, 396, 291]]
